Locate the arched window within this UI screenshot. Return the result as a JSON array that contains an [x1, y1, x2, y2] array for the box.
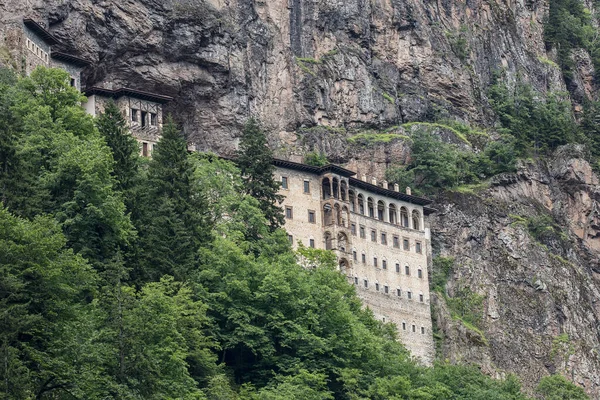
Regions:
[[405, 265, 410, 276], [322, 178, 331, 199], [332, 177, 340, 199], [400, 207, 409, 227], [342, 206, 349, 228], [389, 204, 397, 224], [324, 232, 333, 250], [334, 203, 342, 226], [358, 194, 365, 215], [349, 190, 356, 212], [412, 210, 421, 230], [337, 232, 348, 252], [367, 197, 374, 218], [339, 258, 350, 273], [341, 180, 348, 201], [377, 200, 385, 221], [323, 204, 333, 226]]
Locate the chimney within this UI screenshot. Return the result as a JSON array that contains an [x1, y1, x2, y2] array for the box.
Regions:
[[382, 180, 388, 189], [371, 178, 377, 186], [406, 187, 412, 195], [394, 184, 400, 192], [361, 174, 367, 182]]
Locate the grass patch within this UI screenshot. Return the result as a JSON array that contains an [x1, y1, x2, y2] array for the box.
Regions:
[[537, 56, 560, 69], [451, 181, 490, 195], [382, 92, 395, 104], [347, 132, 409, 146], [401, 122, 472, 145], [431, 257, 454, 293]]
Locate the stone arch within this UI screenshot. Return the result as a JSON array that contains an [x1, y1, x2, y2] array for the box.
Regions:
[[400, 206, 409, 227], [412, 209, 421, 230], [339, 257, 350, 274], [389, 203, 397, 224], [358, 193, 365, 215], [324, 231, 333, 250], [377, 200, 385, 221], [367, 197, 375, 218], [323, 204, 333, 226], [322, 177, 331, 199], [338, 232, 348, 252]]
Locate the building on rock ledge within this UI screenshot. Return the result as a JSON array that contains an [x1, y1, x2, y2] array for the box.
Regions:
[[84, 87, 173, 157], [274, 159, 436, 363]]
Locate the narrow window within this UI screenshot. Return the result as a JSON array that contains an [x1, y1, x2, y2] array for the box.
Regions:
[[141, 111, 148, 127], [285, 206, 293, 219], [397, 288, 401, 297], [361, 253, 366, 263], [353, 251, 357, 261], [396, 263, 400, 273], [351, 223, 356, 236], [354, 277, 358, 285], [403, 238, 409, 251], [373, 257, 378, 267], [360, 226, 365, 239], [407, 291, 412, 300], [70, 78, 76, 87], [370, 230, 376, 242], [402, 322, 406, 330], [281, 176, 288, 189], [382, 260, 387, 269], [384, 285, 389, 294], [419, 294, 424, 302], [308, 210, 315, 223], [142, 142, 148, 157], [288, 234, 293, 244], [418, 269, 423, 279], [393, 236, 399, 248], [381, 232, 387, 245], [421, 327, 425, 334], [416, 241, 422, 254], [131, 109, 138, 122], [375, 283, 380, 291], [309, 239, 315, 248], [303, 180, 310, 193], [364, 279, 368, 288], [405, 266, 410, 276], [150, 113, 157, 126], [412, 325, 416, 333]]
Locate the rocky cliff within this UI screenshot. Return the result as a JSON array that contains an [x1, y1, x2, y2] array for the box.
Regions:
[[431, 145, 600, 397], [3, 0, 600, 396]]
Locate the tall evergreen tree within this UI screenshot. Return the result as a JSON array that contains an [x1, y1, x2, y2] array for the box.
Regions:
[[96, 101, 140, 195], [236, 118, 284, 230], [133, 119, 209, 282]]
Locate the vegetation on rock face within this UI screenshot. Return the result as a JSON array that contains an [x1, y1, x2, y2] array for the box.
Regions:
[[0, 66, 588, 398]]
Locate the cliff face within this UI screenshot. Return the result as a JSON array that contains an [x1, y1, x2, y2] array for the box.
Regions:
[[431, 145, 600, 397], [11, 0, 588, 155], [3, 0, 600, 395]]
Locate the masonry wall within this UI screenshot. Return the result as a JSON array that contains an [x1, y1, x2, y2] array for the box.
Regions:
[[23, 25, 50, 75], [50, 58, 83, 91], [276, 166, 435, 364]]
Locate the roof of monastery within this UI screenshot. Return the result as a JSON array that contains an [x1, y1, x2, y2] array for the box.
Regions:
[[273, 158, 434, 207], [84, 87, 174, 104], [23, 18, 60, 45], [51, 52, 91, 67]]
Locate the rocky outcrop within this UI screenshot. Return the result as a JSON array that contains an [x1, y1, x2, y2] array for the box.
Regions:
[[430, 145, 600, 397], [1, 0, 585, 156]]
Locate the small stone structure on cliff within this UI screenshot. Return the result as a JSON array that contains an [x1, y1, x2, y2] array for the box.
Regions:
[[274, 158, 436, 363], [84, 87, 173, 157]]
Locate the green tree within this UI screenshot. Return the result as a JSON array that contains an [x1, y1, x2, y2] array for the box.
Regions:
[[536, 374, 588, 400], [236, 118, 284, 230]]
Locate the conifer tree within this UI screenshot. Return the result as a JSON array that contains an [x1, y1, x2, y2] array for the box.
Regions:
[[133, 118, 209, 281], [236, 118, 284, 230], [96, 101, 140, 195]]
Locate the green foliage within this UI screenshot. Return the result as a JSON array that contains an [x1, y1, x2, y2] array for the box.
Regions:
[[488, 76, 580, 155], [446, 288, 486, 335], [431, 256, 455, 293], [536, 374, 589, 399], [348, 131, 409, 146], [304, 151, 329, 166], [236, 118, 284, 230], [385, 129, 515, 195]]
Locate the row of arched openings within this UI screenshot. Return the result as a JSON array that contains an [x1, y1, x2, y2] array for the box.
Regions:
[[350, 191, 421, 230]]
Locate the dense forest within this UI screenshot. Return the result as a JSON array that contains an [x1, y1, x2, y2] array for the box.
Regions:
[[0, 66, 590, 399]]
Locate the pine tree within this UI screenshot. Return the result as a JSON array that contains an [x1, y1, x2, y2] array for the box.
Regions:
[[236, 118, 284, 230], [133, 118, 209, 282], [96, 101, 140, 195]]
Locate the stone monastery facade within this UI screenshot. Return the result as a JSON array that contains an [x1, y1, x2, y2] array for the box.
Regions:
[[7, 17, 171, 156], [275, 159, 435, 363]]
